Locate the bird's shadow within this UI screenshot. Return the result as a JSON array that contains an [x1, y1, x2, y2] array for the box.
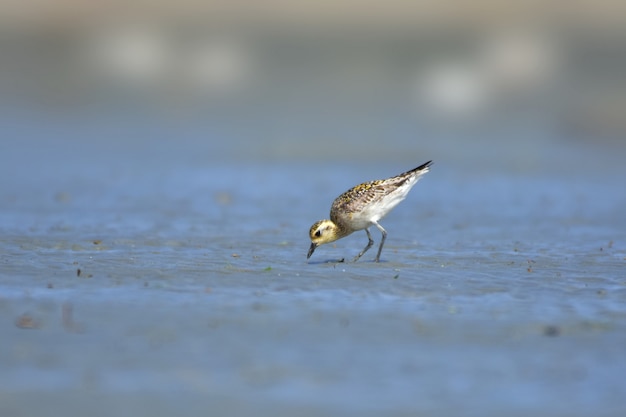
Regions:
[[307, 258, 346, 265], [307, 258, 388, 265]]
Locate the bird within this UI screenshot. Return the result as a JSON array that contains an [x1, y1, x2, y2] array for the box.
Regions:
[[307, 160, 432, 262]]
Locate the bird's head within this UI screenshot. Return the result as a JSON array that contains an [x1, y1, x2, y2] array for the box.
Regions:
[[307, 219, 340, 259]]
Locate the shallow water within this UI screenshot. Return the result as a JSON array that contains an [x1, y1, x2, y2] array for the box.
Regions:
[[1, 124, 626, 416]]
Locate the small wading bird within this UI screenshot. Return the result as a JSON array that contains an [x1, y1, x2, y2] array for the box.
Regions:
[[307, 160, 432, 262]]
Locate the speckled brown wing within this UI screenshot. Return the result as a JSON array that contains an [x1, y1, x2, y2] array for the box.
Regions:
[[329, 161, 432, 224], [330, 177, 408, 222]]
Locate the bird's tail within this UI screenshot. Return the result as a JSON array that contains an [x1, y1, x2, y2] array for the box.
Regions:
[[411, 160, 433, 174], [398, 160, 432, 178]]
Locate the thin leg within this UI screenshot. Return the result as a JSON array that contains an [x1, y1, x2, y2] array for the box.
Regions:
[[373, 221, 387, 262], [352, 228, 374, 262]]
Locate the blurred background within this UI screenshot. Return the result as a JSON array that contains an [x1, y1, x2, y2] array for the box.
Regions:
[[2, 4, 626, 416], [1, 0, 625, 171]]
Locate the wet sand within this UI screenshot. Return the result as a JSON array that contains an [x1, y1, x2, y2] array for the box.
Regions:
[[1, 132, 625, 416]]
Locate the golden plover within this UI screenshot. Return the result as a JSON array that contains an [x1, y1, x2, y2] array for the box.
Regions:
[[307, 160, 432, 262]]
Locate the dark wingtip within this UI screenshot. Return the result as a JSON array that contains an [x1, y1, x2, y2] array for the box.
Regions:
[[410, 160, 433, 173], [420, 160, 433, 170], [395, 160, 433, 180]]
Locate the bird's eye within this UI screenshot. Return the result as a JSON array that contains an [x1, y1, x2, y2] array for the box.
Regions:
[[315, 230, 321, 237]]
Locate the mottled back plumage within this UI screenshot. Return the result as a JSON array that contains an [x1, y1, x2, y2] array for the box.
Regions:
[[308, 160, 432, 262], [331, 161, 432, 226]]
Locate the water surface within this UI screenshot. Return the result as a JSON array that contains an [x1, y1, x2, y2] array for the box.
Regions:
[[1, 121, 625, 416]]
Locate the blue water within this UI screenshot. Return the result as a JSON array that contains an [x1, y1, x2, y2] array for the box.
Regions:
[[1, 102, 626, 417]]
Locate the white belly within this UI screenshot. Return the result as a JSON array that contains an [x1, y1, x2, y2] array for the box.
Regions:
[[350, 190, 409, 227]]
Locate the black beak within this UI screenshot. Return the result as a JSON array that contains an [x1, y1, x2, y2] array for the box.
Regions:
[[307, 242, 318, 259]]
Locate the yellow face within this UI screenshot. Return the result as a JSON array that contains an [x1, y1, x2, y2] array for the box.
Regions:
[[307, 219, 339, 259], [309, 219, 338, 244]]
